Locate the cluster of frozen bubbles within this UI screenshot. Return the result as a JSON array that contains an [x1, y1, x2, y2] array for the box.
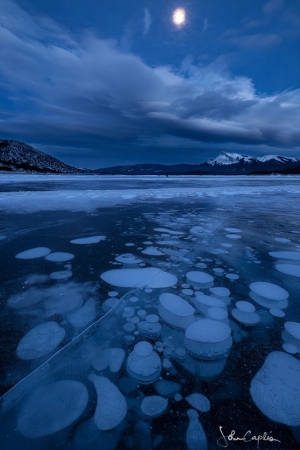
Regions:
[[3, 222, 300, 449]]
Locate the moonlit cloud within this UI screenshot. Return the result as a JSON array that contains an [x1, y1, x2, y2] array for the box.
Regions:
[[0, 0, 299, 166]]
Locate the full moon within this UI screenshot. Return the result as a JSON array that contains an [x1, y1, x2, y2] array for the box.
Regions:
[[172, 8, 186, 26]]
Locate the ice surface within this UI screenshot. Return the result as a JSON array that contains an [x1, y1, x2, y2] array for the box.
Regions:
[[45, 252, 74, 262], [17, 380, 88, 438], [250, 351, 300, 426], [88, 374, 127, 430], [15, 247, 51, 259], [70, 235, 106, 244], [141, 396, 168, 417], [17, 321, 65, 360], [186, 393, 210, 412], [100, 268, 177, 288]]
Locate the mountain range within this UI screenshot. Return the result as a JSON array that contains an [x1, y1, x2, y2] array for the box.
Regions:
[[1, 139, 300, 175]]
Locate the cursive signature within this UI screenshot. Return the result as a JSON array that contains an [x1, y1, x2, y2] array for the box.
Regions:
[[217, 426, 281, 448]]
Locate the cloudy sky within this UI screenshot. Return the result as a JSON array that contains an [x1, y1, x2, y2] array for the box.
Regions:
[[0, 0, 299, 167]]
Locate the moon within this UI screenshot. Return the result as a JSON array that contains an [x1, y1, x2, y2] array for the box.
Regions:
[[172, 8, 186, 27]]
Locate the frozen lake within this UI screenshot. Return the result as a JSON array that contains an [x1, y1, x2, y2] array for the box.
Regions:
[[1, 175, 300, 449]]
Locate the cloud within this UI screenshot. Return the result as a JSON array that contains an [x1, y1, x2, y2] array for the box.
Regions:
[[263, 0, 283, 14], [143, 8, 152, 37], [0, 0, 299, 165], [228, 33, 281, 49]]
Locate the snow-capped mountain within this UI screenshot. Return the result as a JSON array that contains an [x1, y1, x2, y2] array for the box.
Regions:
[[0, 140, 81, 174], [207, 151, 298, 167]]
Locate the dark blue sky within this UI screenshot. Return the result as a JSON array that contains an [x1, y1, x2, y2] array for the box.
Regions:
[[0, 0, 299, 167]]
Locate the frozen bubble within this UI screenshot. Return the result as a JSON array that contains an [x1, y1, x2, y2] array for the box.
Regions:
[[182, 283, 191, 288], [224, 227, 242, 233], [17, 321, 65, 360], [274, 238, 291, 243], [126, 344, 161, 383], [207, 307, 228, 322], [209, 287, 230, 297], [89, 374, 127, 430], [137, 321, 161, 339], [192, 295, 226, 315], [196, 263, 207, 269], [44, 288, 83, 316], [285, 322, 300, 340], [221, 243, 232, 248], [282, 343, 298, 354], [186, 271, 214, 288], [250, 281, 288, 301], [213, 268, 224, 274], [70, 236, 106, 244], [182, 288, 194, 296], [130, 296, 139, 303], [134, 341, 153, 357], [142, 246, 164, 256], [125, 243, 135, 247], [68, 298, 96, 328], [50, 270, 72, 280], [236, 301, 255, 312], [17, 380, 88, 438], [174, 393, 183, 401], [137, 309, 147, 318], [100, 268, 177, 288], [124, 323, 135, 332], [190, 226, 204, 236], [131, 316, 140, 324], [276, 264, 300, 278], [141, 396, 168, 417], [102, 298, 119, 312], [250, 351, 300, 426], [154, 228, 185, 235], [163, 358, 172, 369], [16, 247, 51, 259], [108, 291, 118, 297], [8, 288, 45, 309], [146, 314, 159, 323], [45, 252, 74, 262], [231, 308, 260, 326], [0, 235, 7, 240], [186, 409, 208, 450], [186, 393, 210, 412], [269, 251, 300, 260], [115, 253, 142, 264], [159, 292, 195, 330], [143, 241, 153, 245], [226, 234, 241, 239], [155, 380, 181, 397], [225, 273, 239, 280], [269, 308, 285, 318], [186, 319, 231, 343], [145, 288, 152, 293]]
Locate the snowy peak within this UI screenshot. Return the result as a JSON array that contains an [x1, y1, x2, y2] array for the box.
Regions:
[[0, 140, 81, 174], [207, 152, 255, 166], [257, 155, 298, 163]]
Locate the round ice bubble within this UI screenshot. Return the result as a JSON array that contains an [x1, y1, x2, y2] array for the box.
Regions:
[[282, 343, 298, 354], [142, 246, 164, 256], [276, 264, 300, 278], [17, 321, 65, 360], [134, 341, 153, 357], [159, 292, 195, 330], [186, 393, 210, 412], [185, 319, 231, 343], [284, 322, 300, 340], [209, 287, 230, 297], [236, 301, 255, 312], [17, 380, 88, 438], [141, 396, 168, 417], [45, 252, 74, 262], [269, 251, 300, 260], [100, 268, 177, 288], [224, 228, 242, 233], [207, 307, 228, 321], [16, 247, 51, 259], [250, 351, 300, 426], [186, 271, 214, 287], [70, 236, 106, 244], [250, 281, 288, 300], [115, 253, 142, 264]]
